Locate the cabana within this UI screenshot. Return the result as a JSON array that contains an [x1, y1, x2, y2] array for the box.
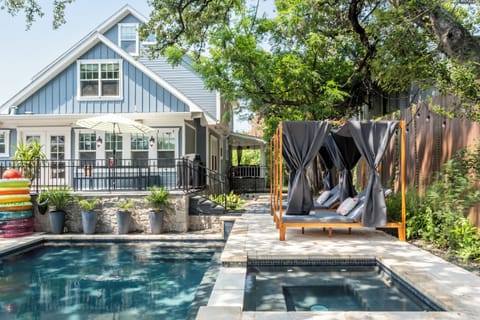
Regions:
[[270, 120, 406, 241]]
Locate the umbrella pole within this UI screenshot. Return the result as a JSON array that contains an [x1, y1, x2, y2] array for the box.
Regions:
[[112, 124, 116, 190]]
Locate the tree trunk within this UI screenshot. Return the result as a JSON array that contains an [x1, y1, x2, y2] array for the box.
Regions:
[[428, 6, 480, 63]]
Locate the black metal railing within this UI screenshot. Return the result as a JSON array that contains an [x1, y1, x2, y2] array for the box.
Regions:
[[229, 165, 267, 178], [0, 158, 226, 195]]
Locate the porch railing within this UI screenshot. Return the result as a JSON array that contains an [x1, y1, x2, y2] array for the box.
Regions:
[[0, 158, 226, 195]]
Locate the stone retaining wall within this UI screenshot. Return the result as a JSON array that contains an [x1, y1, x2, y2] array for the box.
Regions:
[[32, 193, 224, 234]]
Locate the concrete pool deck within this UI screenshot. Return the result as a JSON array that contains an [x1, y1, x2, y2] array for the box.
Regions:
[[199, 213, 480, 320], [1, 204, 480, 319]]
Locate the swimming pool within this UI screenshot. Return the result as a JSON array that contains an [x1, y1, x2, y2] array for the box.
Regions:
[[243, 259, 444, 312], [0, 241, 221, 319]]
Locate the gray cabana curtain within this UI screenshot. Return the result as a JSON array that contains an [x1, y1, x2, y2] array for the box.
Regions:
[[331, 126, 362, 201], [282, 121, 332, 215], [348, 120, 399, 227], [319, 143, 334, 190]]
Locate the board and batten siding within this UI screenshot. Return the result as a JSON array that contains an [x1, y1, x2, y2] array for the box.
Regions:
[[16, 43, 188, 115], [101, 13, 217, 119]]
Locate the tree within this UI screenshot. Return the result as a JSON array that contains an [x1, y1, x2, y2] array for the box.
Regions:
[[139, 0, 480, 136], [4, 1, 479, 133], [0, 0, 74, 29]]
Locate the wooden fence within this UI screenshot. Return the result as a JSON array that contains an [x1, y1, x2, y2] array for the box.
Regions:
[[378, 96, 480, 226]]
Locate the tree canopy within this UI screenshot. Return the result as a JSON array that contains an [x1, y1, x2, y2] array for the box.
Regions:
[[139, 0, 480, 136], [3, 0, 480, 137]]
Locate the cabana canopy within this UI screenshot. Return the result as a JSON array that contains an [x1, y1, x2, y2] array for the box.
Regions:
[[270, 119, 407, 241], [280, 120, 400, 227]]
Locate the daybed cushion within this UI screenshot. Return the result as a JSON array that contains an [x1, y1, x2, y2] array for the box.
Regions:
[[282, 211, 356, 223], [315, 190, 331, 206], [336, 197, 358, 215]]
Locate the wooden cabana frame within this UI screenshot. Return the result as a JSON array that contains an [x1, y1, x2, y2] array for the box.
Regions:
[[270, 121, 407, 241]]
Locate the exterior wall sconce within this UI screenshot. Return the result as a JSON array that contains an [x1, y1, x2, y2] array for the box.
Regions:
[[149, 136, 155, 147], [96, 136, 103, 148]]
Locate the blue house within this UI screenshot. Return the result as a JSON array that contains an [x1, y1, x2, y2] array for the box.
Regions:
[[0, 5, 266, 192]]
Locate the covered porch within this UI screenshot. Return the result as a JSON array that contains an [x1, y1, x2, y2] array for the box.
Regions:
[[227, 132, 267, 193]]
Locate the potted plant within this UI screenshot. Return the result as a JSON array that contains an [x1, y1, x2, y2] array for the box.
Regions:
[[43, 188, 74, 234], [78, 197, 101, 234], [13, 140, 47, 184], [115, 199, 135, 235], [36, 191, 49, 215], [145, 186, 170, 234]]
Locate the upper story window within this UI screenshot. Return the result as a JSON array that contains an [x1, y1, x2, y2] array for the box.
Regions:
[[118, 23, 139, 56], [0, 130, 9, 157], [77, 60, 122, 100]]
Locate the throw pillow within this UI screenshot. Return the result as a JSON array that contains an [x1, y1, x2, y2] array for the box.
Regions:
[[315, 190, 331, 205], [336, 197, 358, 215]]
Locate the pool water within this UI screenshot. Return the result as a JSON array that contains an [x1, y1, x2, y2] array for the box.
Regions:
[[244, 264, 443, 312], [0, 242, 220, 319]]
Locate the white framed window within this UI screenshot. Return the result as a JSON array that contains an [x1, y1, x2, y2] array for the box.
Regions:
[[155, 129, 178, 168], [50, 135, 66, 179], [77, 59, 122, 100], [118, 23, 139, 55], [131, 133, 149, 167], [79, 133, 97, 165], [0, 130, 9, 157], [105, 133, 123, 163]]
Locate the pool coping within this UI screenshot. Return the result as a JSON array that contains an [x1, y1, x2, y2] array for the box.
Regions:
[[199, 214, 480, 320], [0, 232, 225, 257]]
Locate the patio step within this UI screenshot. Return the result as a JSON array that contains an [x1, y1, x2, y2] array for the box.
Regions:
[[189, 195, 226, 215]]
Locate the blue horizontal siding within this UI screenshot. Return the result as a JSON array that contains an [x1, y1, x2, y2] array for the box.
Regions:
[[139, 56, 217, 119], [16, 43, 189, 115]]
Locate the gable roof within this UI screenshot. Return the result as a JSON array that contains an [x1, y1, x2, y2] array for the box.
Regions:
[[0, 6, 216, 124]]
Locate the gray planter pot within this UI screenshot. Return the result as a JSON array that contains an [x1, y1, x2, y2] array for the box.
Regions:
[[116, 210, 131, 234], [49, 210, 66, 234], [148, 210, 164, 234], [81, 210, 97, 234]]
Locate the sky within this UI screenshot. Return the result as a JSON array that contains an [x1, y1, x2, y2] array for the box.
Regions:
[[0, 0, 255, 131]]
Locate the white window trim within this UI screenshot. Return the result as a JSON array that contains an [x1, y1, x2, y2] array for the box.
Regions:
[[76, 59, 123, 101], [154, 128, 179, 157], [77, 131, 98, 158], [118, 23, 139, 56], [0, 130, 10, 157]]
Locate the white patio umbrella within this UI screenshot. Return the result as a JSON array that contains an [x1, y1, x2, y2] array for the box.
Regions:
[[76, 114, 154, 159], [76, 114, 154, 134]]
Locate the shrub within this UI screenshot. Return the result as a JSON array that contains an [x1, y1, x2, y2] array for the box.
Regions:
[[209, 191, 245, 210], [406, 143, 480, 262]]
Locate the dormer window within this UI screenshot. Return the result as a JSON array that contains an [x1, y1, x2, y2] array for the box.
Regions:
[[118, 23, 139, 56]]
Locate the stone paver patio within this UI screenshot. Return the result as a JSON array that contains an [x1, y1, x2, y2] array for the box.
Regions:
[[201, 212, 480, 319]]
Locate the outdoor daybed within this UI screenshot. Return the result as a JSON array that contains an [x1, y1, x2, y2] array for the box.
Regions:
[[282, 184, 341, 210], [270, 120, 407, 241]]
